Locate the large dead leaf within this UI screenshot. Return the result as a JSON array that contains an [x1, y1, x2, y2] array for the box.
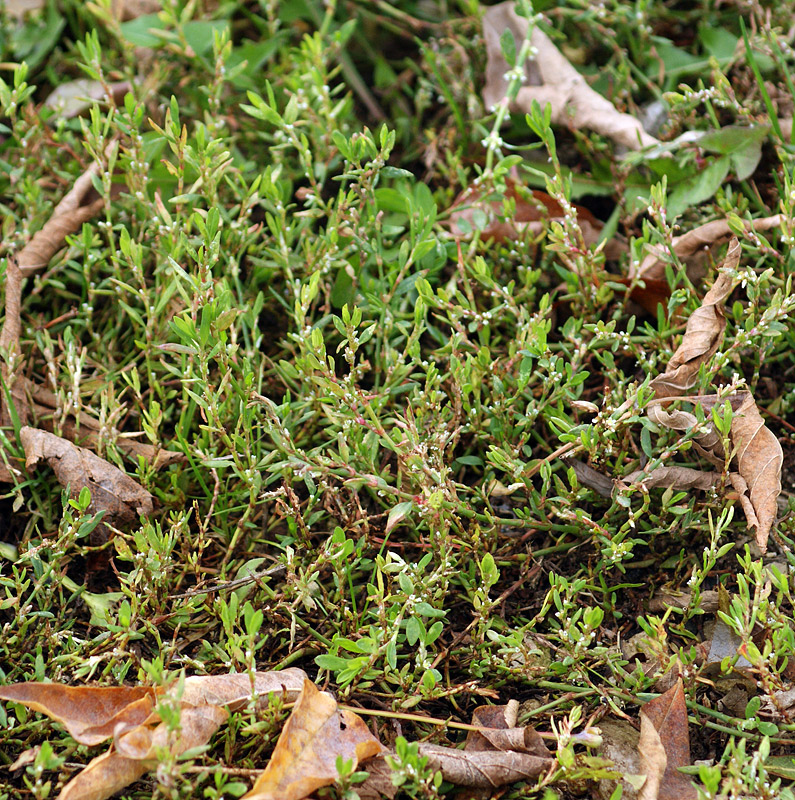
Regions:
[[15, 162, 107, 276], [21, 426, 154, 524], [637, 680, 697, 800], [0, 670, 308, 800], [649, 238, 740, 398], [243, 678, 383, 800], [596, 718, 643, 800], [729, 392, 782, 551], [483, 2, 659, 150], [0, 683, 157, 745], [635, 214, 782, 282]]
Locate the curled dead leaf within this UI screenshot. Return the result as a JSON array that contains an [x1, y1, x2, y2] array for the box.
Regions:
[[483, 2, 659, 150], [21, 426, 154, 524], [0, 683, 157, 745], [418, 743, 553, 787], [649, 239, 739, 398]]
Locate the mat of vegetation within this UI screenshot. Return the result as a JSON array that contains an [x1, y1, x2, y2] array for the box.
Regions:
[[2, 1, 795, 798]]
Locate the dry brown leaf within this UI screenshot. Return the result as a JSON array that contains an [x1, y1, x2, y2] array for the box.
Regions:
[[595, 718, 643, 800], [646, 403, 725, 464], [638, 680, 697, 800], [565, 458, 615, 498], [635, 215, 782, 282], [483, 2, 659, 150], [244, 678, 383, 800], [111, 0, 163, 20], [418, 743, 552, 788], [624, 465, 720, 492], [729, 393, 782, 552], [59, 747, 151, 800], [16, 162, 107, 276], [648, 589, 719, 614], [21, 426, 154, 524], [649, 239, 740, 398]]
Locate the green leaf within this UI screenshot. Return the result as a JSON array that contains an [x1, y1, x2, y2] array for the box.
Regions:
[[118, 14, 166, 48], [667, 156, 730, 217]]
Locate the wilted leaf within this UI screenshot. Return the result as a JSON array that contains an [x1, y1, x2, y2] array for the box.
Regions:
[[357, 756, 399, 800], [636, 215, 781, 282], [21, 426, 154, 524], [624, 465, 719, 492], [729, 393, 782, 552], [44, 79, 133, 120], [0, 257, 29, 454], [483, 2, 659, 150], [15, 162, 107, 275], [27, 379, 184, 469], [649, 238, 740, 398], [111, 0, 162, 20], [244, 678, 383, 800], [646, 401, 727, 464], [648, 589, 719, 614], [638, 680, 697, 800]]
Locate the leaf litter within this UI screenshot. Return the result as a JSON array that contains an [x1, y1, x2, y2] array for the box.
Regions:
[[628, 238, 783, 551]]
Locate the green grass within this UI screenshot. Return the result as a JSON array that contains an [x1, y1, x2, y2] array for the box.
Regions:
[[3, 0, 795, 798]]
